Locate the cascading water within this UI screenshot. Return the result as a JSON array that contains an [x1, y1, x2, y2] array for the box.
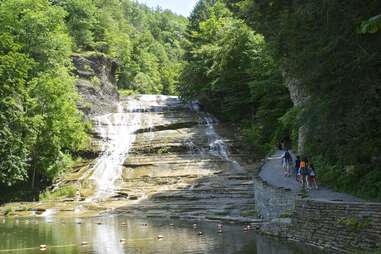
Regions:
[[88, 96, 241, 202], [190, 101, 241, 170], [204, 114, 242, 170], [89, 100, 143, 201]]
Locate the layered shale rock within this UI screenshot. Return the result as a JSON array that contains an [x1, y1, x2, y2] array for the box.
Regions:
[[103, 95, 258, 220]]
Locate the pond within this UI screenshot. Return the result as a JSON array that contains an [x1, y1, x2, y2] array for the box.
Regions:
[[0, 216, 326, 254]]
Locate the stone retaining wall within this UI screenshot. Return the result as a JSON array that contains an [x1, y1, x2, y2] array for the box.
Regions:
[[289, 199, 381, 252], [254, 160, 381, 252], [254, 176, 296, 220]]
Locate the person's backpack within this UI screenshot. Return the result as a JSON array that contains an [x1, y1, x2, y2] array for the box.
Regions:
[[285, 151, 292, 162]]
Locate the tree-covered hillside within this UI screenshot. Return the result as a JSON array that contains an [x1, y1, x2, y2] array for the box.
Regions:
[[179, 0, 381, 201], [56, 0, 188, 95], [0, 0, 187, 201], [235, 0, 381, 200], [179, 0, 292, 159]]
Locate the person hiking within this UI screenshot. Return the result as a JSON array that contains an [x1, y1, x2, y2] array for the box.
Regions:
[[281, 150, 293, 177], [280, 138, 285, 150], [295, 156, 301, 182], [299, 158, 309, 189], [308, 163, 318, 190]]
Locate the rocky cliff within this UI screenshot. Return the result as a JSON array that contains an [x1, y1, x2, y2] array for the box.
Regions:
[[284, 75, 309, 154], [72, 53, 119, 116]]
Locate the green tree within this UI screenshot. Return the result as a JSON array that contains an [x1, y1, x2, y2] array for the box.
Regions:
[[0, 35, 34, 186], [236, 0, 381, 200], [57, 0, 97, 50], [179, 1, 292, 156], [0, 0, 88, 199]]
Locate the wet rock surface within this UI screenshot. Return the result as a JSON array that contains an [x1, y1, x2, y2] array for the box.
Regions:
[[88, 95, 258, 220]]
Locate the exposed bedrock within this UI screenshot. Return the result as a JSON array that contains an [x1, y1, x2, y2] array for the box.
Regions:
[[96, 95, 259, 220]]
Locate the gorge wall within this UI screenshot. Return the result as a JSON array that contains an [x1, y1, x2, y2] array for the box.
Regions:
[[284, 76, 309, 154]]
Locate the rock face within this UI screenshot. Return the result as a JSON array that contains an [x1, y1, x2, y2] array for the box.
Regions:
[[284, 76, 309, 154], [72, 53, 119, 116], [90, 95, 257, 220], [69, 54, 257, 219]]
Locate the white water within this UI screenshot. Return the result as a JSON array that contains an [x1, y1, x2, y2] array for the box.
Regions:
[[204, 115, 241, 170], [88, 96, 240, 201], [88, 95, 181, 201], [40, 208, 57, 217], [190, 101, 241, 170], [89, 99, 143, 201]]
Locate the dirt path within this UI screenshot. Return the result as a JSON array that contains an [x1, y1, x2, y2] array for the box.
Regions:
[[259, 150, 362, 202]]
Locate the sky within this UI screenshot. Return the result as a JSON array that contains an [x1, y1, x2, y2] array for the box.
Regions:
[[136, 0, 198, 17]]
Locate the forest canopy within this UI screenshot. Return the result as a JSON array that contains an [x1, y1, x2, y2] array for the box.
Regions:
[[234, 0, 381, 200], [0, 0, 188, 201], [0, 0, 88, 199], [179, 0, 381, 200]]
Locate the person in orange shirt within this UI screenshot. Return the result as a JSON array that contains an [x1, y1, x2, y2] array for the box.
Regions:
[[299, 158, 309, 189]]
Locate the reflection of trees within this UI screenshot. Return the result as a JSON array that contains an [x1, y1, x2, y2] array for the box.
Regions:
[[0, 217, 324, 254]]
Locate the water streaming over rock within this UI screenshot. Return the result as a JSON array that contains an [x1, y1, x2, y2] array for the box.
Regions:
[[191, 101, 242, 171], [89, 99, 143, 200], [89, 95, 182, 201], [87, 95, 254, 221], [40, 208, 57, 218]]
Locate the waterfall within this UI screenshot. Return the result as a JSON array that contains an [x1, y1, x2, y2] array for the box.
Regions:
[[88, 96, 241, 202], [89, 99, 143, 201], [190, 101, 241, 170], [204, 114, 241, 170]]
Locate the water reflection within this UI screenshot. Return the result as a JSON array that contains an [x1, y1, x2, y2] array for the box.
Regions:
[[92, 217, 124, 254], [0, 216, 326, 254]]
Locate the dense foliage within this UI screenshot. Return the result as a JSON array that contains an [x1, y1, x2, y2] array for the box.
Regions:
[[56, 0, 188, 94], [180, 0, 381, 200], [2, 0, 380, 203], [0, 0, 88, 200], [227, 0, 381, 200], [0, 0, 187, 201], [179, 0, 292, 156]]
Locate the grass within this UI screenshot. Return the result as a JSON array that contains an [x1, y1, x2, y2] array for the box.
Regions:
[[119, 89, 137, 97], [337, 217, 371, 231], [39, 185, 77, 201]]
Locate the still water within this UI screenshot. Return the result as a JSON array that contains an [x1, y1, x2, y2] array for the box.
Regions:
[[1, 216, 325, 254]]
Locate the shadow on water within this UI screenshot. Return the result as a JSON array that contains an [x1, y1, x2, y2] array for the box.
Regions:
[[0, 216, 326, 254]]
